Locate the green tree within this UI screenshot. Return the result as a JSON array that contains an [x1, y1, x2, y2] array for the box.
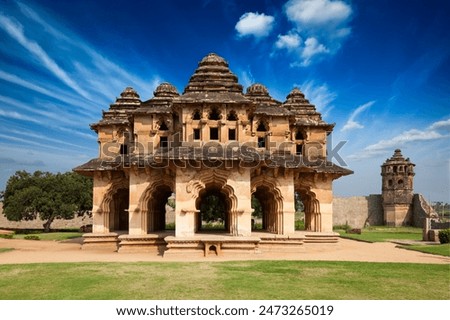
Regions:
[[2, 170, 92, 232], [200, 194, 225, 222]]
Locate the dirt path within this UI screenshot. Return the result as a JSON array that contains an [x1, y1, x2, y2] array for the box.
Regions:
[[1, 237, 449, 264]]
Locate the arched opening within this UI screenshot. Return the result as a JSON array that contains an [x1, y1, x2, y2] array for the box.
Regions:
[[295, 130, 305, 140], [159, 121, 169, 131], [192, 110, 201, 120], [296, 189, 321, 232], [208, 108, 221, 120], [110, 188, 129, 232], [227, 110, 238, 121], [195, 186, 230, 233], [146, 185, 174, 232], [257, 122, 268, 132], [252, 186, 279, 233]]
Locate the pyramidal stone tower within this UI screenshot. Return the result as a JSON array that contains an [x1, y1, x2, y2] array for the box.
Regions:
[[381, 149, 415, 226]]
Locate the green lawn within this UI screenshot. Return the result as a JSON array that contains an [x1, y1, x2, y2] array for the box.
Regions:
[[400, 244, 450, 257], [12, 232, 82, 241], [0, 261, 448, 300], [0, 248, 14, 253], [337, 226, 423, 242]]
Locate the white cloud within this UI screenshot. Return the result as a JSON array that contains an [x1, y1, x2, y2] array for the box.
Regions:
[[300, 37, 329, 66], [278, 0, 353, 66], [285, 0, 352, 29], [348, 118, 450, 160], [275, 32, 301, 50], [235, 12, 274, 38], [0, 14, 91, 100], [341, 101, 375, 132], [429, 118, 450, 131]]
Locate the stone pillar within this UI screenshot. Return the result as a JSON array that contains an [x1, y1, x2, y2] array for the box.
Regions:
[[175, 168, 197, 237], [128, 168, 145, 235], [92, 172, 110, 234], [312, 178, 333, 232], [278, 171, 296, 235], [230, 169, 252, 236]]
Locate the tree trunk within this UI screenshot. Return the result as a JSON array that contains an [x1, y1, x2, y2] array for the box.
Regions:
[[43, 216, 55, 233]]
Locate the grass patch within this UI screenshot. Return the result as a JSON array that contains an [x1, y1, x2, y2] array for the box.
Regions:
[[0, 261, 448, 300], [337, 226, 422, 242], [13, 232, 82, 241], [400, 244, 450, 257], [0, 248, 14, 253]]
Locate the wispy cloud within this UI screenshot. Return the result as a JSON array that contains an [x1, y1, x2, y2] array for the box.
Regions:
[[235, 12, 275, 38], [341, 101, 375, 132], [298, 80, 337, 118], [0, 14, 90, 99], [349, 118, 450, 160]]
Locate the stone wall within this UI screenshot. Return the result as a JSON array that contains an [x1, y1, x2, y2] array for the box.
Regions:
[[412, 194, 437, 228], [0, 203, 92, 230], [333, 194, 436, 228], [332, 195, 383, 228]]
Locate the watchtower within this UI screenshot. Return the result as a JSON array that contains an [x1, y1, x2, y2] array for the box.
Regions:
[[381, 149, 415, 226]]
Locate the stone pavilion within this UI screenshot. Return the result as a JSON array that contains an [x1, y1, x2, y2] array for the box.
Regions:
[[74, 53, 352, 256]]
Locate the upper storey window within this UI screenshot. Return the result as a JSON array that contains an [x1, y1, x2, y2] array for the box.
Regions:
[[159, 121, 169, 131], [227, 110, 238, 121], [192, 110, 201, 120], [208, 107, 221, 120], [257, 121, 268, 132], [295, 130, 305, 140]]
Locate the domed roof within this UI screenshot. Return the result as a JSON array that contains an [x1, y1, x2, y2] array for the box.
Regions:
[[183, 53, 243, 94], [110, 87, 141, 110], [383, 149, 415, 165], [154, 82, 180, 98], [283, 87, 327, 125], [246, 83, 269, 96]]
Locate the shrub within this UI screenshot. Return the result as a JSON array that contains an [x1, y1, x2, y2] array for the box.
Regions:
[[24, 235, 40, 240], [295, 220, 305, 230], [438, 229, 450, 244], [333, 224, 352, 232], [0, 234, 14, 239]]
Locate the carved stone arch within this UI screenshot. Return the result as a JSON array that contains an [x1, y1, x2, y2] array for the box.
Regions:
[[251, 174, 284, 234], [186, 169, 229, 199], [208, 106, 222, 120], [295, 183, 321, 232], [256, 118, 269, 132], [98, 175, 129, 232], [137, 170, 175, 233], [156, 117, 171, 131], [186, 169, 241, 234]]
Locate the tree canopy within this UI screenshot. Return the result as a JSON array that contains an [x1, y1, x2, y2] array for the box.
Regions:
[[2, 170, 92, 232]]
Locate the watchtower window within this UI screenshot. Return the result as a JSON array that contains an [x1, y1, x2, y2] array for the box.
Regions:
[[393, 166, 397, 173], [160, 137, 168, 148], [119, 144, 128, 155], [210, 127, 219, 140], [398, 179, 404, 186], [208, 108, 221, 120], [258, 137, 266, 148], [257, 122, 268, 132], [192, 110, 201, 120], [159, 121, 169, 131], [193, 129, 201, 140], [296, 144, 302, 155], [227, 111, 238, 121], [388, 179, 393, 187], [295, 131, 305, 140], [228, 128, 236, 140]]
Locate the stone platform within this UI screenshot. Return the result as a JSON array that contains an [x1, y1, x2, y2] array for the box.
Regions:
[[82, 231, 340, 257]]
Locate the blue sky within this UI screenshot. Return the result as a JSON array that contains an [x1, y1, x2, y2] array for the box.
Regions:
[[0, 0, 449, 202]]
